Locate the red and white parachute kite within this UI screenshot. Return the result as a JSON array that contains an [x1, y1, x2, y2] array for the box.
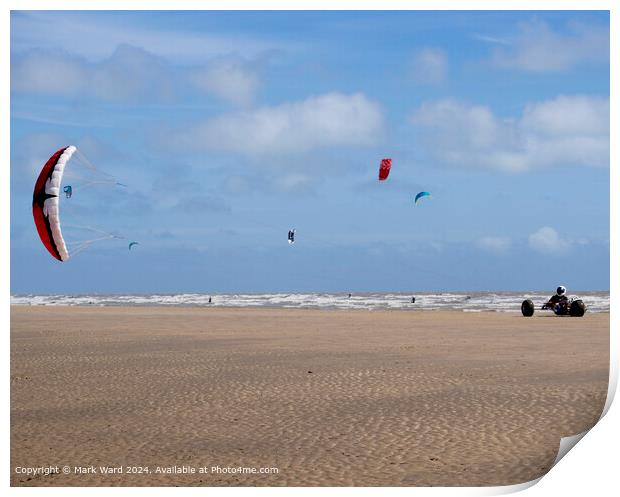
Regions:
[[32, 146, 126, 261], [32, 146, 76, 261]]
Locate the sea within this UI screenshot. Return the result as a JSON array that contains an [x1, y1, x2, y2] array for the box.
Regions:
[[10, 292, 610, 313]]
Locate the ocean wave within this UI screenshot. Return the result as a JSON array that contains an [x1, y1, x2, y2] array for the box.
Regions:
[[10, 292, 610, 313]]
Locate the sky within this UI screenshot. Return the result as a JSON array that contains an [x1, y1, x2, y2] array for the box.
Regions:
[[10, 10, 610, 293]]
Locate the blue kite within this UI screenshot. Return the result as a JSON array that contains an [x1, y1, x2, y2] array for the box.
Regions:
[[414, 191, 431, 205]]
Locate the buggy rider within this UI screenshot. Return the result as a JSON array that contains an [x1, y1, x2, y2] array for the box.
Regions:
[[543, 286, 569, 313]]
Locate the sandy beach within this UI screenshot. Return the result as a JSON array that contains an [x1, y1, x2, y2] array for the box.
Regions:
[[10, 306, 608, 487]]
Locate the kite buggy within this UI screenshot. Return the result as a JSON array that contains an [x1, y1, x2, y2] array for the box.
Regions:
[[521, 286, 586, 317]]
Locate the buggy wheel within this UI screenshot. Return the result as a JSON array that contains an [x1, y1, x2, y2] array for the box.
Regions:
[[569, 299, 586, 317], [521, 299, 535, 317]]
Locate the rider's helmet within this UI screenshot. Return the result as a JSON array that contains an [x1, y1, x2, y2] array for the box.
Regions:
[[556, 285, 566, 296]]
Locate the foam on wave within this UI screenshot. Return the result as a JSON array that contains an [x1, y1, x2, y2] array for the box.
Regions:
[[10, 292, 610, 313]]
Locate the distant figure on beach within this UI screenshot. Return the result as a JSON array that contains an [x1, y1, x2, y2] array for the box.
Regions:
[[208, 296, 212, 304], [411, 297, 415, 303], [348, 293, 352, 298]]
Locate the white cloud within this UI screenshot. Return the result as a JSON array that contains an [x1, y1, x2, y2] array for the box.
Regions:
[[92, 45, 175, 103], [275, 173, 313, 192], [224, 175, 252, 195], [179, 92, 384, 156], [476, 236, 511, 254], [12, 45, 175, 104], [521, 95, 609, 137], [189, 57, 260, 106], [175, 195, 230, 214], [472, 34, 511, 46], [528, 227, 571, 254], [11, 51, 89, 97], [12, 46, 264, 107], [488, 20, 609, 72], [410, 95, 609, 171], [410, 48, 448, 85], [11, 11, 289, 63]]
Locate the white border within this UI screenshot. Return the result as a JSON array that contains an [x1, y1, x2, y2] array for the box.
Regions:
[[3, 1, 616, 496]]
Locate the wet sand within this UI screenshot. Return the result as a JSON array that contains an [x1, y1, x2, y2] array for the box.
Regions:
[[10, 306, 608, 486]]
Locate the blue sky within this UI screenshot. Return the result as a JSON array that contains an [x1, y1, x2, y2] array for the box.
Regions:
[[10, 10, 610, 293]]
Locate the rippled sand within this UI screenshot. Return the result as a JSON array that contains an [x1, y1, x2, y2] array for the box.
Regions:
[[11, 306, 608, 486]]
